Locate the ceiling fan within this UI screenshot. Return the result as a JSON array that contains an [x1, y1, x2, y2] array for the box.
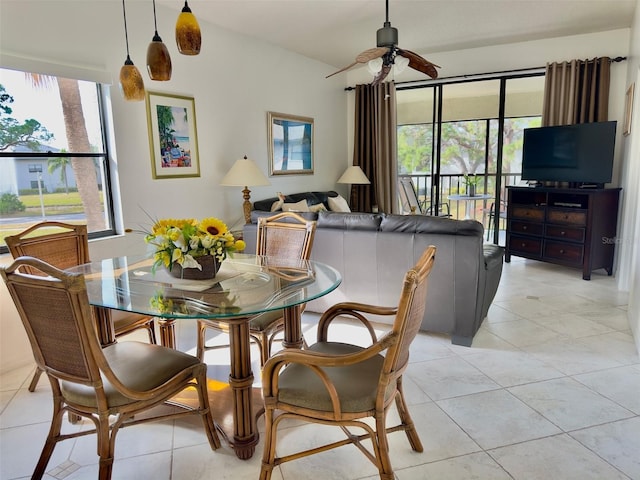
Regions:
[[326, 0, 440, 85]]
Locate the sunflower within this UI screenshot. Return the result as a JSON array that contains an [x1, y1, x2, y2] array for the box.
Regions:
[[199, 217, 228, 237]]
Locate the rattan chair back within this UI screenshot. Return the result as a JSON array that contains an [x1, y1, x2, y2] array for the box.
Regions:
[[256, 211, 316, 260], [0, 256, 220, 480]]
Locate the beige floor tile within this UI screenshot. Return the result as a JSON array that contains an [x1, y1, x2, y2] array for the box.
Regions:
[[574, 365, 640, 414], [396, 452, 512, 480]]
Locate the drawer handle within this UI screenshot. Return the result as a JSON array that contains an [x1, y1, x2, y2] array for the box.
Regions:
[[560, 249, 565, 254], [564, 215, 569, 220], [521, 242, 526, 247], [522, 225, 528, 230], [560, 231, 566, 236]]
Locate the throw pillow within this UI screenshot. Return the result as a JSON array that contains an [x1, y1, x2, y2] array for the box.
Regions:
[[309, 203, 328, 213], [270, 192, 286, 212], [282, 199, 309, 212], [328, 194, 351, 213]]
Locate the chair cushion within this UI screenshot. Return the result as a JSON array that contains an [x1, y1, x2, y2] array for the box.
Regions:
[[277, 342, 386, 413], [61, 342, 200, 408], [249, 309, 283, 332]]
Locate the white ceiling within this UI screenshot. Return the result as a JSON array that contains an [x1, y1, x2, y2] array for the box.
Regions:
[[159, 0, 636, 69]]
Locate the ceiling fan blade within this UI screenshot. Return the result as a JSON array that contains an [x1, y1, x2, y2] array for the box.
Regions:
[[326, 61, 358, 78], [397, 48, 440, 79], [326, 47, 390, 79], [371, 65, 392, 86]]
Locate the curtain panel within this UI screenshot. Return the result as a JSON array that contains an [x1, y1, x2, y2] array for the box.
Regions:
[[352, 82, 398, 213], [542, 57, 611, 126]]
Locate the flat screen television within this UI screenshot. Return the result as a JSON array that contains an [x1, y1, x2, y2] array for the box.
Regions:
[[521, 121, 616, 186]]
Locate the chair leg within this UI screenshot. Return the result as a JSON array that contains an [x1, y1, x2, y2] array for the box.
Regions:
[[33, 397, 65, 479], [374, 414, 395, 480], [259, 408, 277, 480], [28, 367, 43, 392], [195, 368, 221, 450], [394, 379, 423, 452], [97, 413, 115, 480]]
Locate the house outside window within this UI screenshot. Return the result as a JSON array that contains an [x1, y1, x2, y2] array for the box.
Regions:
[[0, 67, 116, 253]]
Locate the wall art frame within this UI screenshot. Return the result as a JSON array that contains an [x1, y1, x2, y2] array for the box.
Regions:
[[267, 111, 314, 175], [623, 82, 634, 136], [146, 91, 200, 179]]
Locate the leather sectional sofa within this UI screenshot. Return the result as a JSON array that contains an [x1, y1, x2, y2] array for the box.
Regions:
[[243, 192, 504, 346]]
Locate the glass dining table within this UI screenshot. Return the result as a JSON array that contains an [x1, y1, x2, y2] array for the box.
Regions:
[[67, 253, 342, 460]]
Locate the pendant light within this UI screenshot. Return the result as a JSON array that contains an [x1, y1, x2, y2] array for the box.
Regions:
[[175, 1, 201, 55], [119, 0, 145, 101], [146, 0, 172, 80]]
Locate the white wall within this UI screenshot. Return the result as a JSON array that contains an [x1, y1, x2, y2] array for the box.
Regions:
[[617, 1, 640, 352], [0, 1, 348, 373]]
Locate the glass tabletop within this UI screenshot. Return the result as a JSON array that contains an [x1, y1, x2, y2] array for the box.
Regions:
[[68, 253, 342, 319]]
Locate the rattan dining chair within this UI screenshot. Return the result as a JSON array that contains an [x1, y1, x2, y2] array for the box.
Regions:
[[259, 245, 436, 480], [5, 221, 157, 392], [0, 256, 220, 480], [196, 211, 317, 366]]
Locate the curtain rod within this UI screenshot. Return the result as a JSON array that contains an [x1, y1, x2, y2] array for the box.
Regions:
[[344, 56, 627, 91]]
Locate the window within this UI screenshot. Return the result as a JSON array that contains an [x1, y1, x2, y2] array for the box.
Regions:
[[0, 68, 116, 253]]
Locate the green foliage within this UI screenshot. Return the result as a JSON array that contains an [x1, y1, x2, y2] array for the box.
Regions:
[[0, 84, 54, 152], [398, 117, 541, 175], [0, 192, 26, 214]]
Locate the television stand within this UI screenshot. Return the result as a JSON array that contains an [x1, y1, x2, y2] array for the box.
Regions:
[[505, 186, 621, 280]]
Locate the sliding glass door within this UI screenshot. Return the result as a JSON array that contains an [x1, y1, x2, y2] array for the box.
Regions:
[[397, 73, 545, 245]]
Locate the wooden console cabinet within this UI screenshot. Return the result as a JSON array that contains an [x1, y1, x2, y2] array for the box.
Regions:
[[505, 186, 621, 280]]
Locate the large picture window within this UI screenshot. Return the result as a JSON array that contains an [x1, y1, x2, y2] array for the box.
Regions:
[[0, 68, 115, 253]]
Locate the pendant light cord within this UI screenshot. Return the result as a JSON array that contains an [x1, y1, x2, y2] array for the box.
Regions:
[[152, 0, 159, 35], [122, 0, 132, 59]]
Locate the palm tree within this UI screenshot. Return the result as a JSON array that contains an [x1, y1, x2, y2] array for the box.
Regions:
[[27, 75, 103, 231], [47, 151, 71, 193]]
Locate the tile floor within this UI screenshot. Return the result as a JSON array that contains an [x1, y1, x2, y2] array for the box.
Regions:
[[1, 257, 639, 479]]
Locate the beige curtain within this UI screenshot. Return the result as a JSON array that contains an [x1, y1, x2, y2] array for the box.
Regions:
[[542, 57, 610, 126], [352, 82, 397, 213]]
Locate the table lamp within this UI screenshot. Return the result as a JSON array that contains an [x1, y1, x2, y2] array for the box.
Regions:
[[220, 155, 271, 224]]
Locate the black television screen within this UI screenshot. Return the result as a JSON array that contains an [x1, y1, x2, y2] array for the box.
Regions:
[[521, 121, 616, 185]]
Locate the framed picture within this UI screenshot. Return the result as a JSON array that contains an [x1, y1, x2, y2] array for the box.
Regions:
[[623, 82, 634, 136], [267, 111, 314, 175], [146, 91, 200, 179]]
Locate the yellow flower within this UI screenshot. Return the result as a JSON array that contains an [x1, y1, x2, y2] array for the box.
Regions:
[[234, 240, 246, 251], [199, 217, 227, 237]]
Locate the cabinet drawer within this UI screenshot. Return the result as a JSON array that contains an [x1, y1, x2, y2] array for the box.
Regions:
[[544, 240, 584, 265], [510, 220, 543, 236], [545, 225, 585, 243], [511, 205, 545, 222], [547, 208, 587, 226], [509, 235, 542, 256]]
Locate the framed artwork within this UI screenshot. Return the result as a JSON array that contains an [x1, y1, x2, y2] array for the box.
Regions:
[[267, 111, 314, 175], [146, 91, 200, 179], [623, 82, 634, 136]]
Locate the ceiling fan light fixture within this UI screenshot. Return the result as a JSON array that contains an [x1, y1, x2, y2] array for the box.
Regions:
[[368, 57, 384, 74], [175, 1, 201, 55], [393, 55, 410, 74]]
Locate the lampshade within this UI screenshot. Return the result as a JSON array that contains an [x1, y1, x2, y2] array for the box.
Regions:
[[147, 0, 172, 81], [175, 1, 201, 55], [221, 156, 271, 225], [220, 156, 271, 187], [337, 165, 370, 184], [119, 60, 145, 101], [119, 0, 145, 101]]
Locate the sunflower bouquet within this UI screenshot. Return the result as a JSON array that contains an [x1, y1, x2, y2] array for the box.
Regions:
[[144, 217, 246, 274]]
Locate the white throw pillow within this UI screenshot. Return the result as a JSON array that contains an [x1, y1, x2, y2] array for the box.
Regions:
[[308, 203, 328, 213], [328, 194, 351, 212], [282, 199, 309, 212]]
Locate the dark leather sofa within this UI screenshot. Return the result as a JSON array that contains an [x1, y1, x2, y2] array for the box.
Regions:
[[245, 194, 504, 346]]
